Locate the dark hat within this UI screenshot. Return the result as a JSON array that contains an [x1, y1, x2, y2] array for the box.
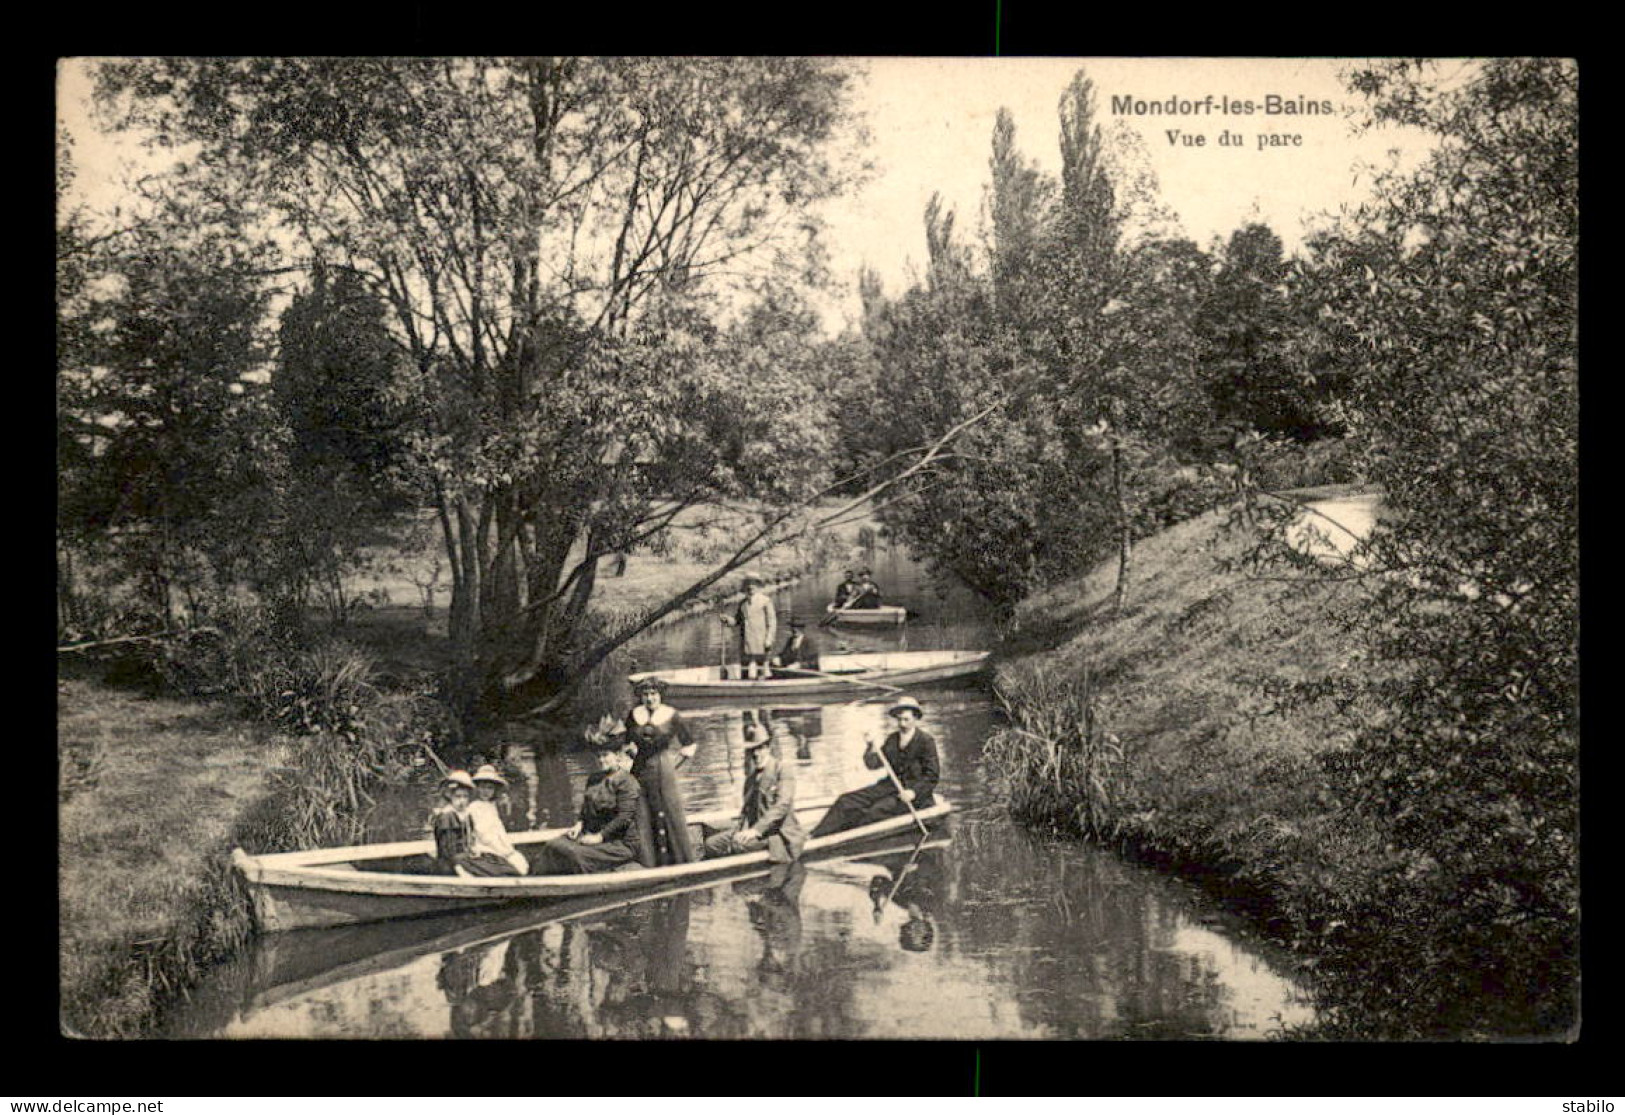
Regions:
[[583, 714, 628, 750], [787, 616, 805, 629], [858, 568, 872, 577], [743, 573, 765, 588]]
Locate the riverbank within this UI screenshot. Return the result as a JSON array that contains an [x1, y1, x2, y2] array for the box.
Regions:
[[58, 676, 298, 1037], [988, 502, 1397, 1027]]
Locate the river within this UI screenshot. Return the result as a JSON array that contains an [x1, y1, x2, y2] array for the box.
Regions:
[[168, 541, 1317, 1039]]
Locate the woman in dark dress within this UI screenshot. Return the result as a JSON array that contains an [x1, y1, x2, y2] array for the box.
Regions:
[[624, 677, 698, 865]]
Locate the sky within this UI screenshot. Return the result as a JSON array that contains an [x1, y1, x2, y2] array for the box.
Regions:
[[58, 57, 1444, 333]]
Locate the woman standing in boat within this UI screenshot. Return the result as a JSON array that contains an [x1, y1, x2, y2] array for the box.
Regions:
[[625, 677, 698, 865]]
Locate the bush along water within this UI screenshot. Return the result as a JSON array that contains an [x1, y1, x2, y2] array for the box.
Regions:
[[70, 609, 462, 1037]]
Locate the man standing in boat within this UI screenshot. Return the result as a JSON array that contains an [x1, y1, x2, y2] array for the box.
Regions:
[[703, 715, 806, 863], [809, 696, 939, 837], [724, 573, 777, 680]]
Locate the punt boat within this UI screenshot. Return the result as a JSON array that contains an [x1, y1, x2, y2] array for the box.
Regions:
[[232, 794, 953, 932], [626, 648, 989, 701], [235, 835, 951, 1013], [823, 603, 908, 625]]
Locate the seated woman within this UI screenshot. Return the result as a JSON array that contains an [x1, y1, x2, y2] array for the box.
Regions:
[[429, 770, 478, 876], [535, 731, 643, 875], [464, 764, 529, 876]]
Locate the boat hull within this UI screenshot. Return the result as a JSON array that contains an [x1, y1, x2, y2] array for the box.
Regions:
[[824, 604, 908, 625], [234, 796, 952, 932], [627, 649, 989, 701]]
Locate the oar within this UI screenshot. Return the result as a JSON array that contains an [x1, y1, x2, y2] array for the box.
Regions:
[[819, 592, 866, 628], [874, 831, 930, 923], [790, 664, 906, 698]]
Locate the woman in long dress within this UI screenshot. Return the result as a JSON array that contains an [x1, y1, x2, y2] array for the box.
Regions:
[[624, 677, 698, 865], [534, 734, 643, 875]]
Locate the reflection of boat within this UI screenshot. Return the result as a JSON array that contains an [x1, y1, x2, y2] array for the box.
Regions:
[[240, 836, 951, 1012], [233, 795, 953, 932], [824, 603, 908, 626], [627, 649, 989, 700]]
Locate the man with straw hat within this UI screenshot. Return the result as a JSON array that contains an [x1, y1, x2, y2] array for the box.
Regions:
[[809, 695, 940, 838], [703, 714, 806, 863], [465, 764, 529, 876]]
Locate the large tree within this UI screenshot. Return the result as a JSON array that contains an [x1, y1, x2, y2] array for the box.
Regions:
[[1293, 58, 1578, 1036], [92, 57, 869, 722]]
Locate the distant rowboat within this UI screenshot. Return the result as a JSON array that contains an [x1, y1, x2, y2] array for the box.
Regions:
[[232, 794, 953, 932], [824, 603, 908, 625], [628, 648, 990, 700]]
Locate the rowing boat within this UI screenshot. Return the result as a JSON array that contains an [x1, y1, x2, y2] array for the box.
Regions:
[[627, 648, 989, 700], [232, 794, 953, 932], [823, 603, 908, 625], [232, 836, 951, 1014]]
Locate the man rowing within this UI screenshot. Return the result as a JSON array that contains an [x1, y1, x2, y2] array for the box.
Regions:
[[809, 695, 939, 837], [851, 569, 882, 610]]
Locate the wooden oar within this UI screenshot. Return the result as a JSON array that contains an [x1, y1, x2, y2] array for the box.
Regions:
[[874, 831, 931, 923], [789, 664, 906, 698], [819, 592, 867, 628]]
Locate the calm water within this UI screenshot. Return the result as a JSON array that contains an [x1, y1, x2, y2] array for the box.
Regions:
[[170, 544, 1316, 1039]]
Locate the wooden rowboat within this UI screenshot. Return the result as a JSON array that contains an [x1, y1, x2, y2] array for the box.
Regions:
[[627, 648, 989, 701], [232, 794, 952, 933], [824, 603, 908, 625], [235, 835, 952, 1014]]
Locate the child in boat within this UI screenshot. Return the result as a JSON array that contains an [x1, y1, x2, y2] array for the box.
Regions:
[[429, 770, 478, 876], [465, 764, 530, 876]]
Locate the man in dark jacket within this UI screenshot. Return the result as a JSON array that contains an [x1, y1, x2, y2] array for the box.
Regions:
[[809, 696, 939, 837], [770, 616, 818, 676], [704, 717, 807, 863]]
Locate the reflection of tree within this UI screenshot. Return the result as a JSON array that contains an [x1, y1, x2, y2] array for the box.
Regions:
[[943, 819, 1239, 1038]]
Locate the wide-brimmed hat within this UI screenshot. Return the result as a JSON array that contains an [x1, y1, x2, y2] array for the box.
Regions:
[[632, 675, 669, 696], [886, 695, 925, 718], [440, 769, 476, 792], [471, 764, 508, 787], [858, 568, 873, 578], [742, 573, 765, 588], [742, 722, 772, 749], [583, 713, 627, 749]]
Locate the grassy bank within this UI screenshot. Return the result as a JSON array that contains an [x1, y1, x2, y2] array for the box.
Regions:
[[58, 676, 298, 1037], [988, 505, 1407, 1022]]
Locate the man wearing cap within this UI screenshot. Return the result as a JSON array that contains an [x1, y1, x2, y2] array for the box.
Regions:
[[809, 696, 940, 837], [852, 569, 882, 610], [725, 574, 777, 680], [704, 716, 806, 863], [833, 570, 860, 608], [466, 764, 529, 876]]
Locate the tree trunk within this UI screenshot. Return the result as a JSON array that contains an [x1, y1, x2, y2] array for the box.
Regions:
[[1110, 430, 1131, 615]]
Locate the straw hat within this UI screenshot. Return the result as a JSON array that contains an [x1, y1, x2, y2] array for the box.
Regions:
[[440, 769, 476, 792], [471, 764, 508, 787], [886, 695, 925, 719]]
